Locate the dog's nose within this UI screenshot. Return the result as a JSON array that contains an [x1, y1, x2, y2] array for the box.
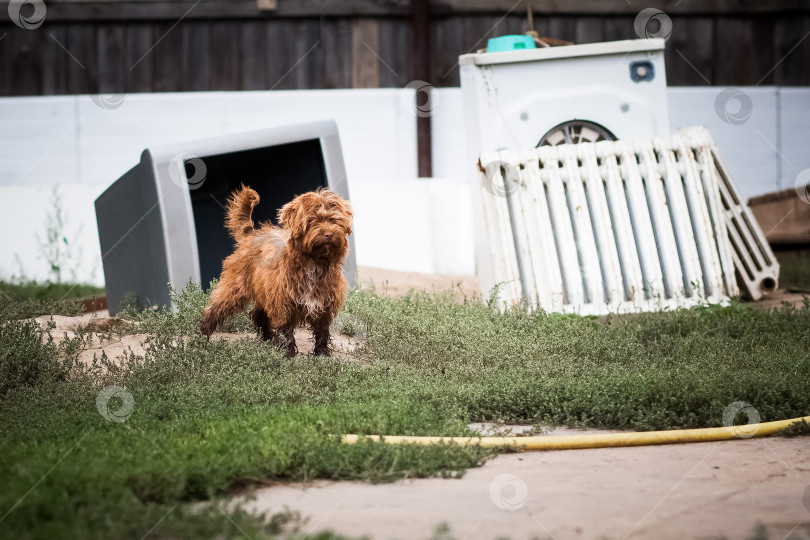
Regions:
[[323, 232, 333, 239]]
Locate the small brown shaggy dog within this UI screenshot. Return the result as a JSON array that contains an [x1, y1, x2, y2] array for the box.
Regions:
[[199, 185, 353, 357]]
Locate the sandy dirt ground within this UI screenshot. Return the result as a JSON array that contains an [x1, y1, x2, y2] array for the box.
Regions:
[[32, 268, 810, 539], [357, 266, 481, 300], [749, 289, 810, 311], [34, 312, 360, 365], [356, 266, 810, 312], [34, 266, 478, 366]]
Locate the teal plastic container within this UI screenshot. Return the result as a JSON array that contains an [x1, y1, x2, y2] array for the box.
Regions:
[[486, 35, 536, 53]]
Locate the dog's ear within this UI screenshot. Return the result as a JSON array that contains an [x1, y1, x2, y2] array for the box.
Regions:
[[320, 190, 353, 235], [332, 194, 353, 236], [278, 197, 305, 237], [339, 199, 353, 236]]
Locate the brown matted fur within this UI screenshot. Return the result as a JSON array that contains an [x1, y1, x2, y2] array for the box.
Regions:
[[199, 185, 353, 357]]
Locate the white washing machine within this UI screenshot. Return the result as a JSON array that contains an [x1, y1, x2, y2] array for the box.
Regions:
[[459, 38, 671, 301], [460, 38, 670, 158]]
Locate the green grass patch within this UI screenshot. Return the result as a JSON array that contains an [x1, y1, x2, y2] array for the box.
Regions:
[[775, 249, 810, 290], [1, 283, 809, 538], [0, 280, 104, 302], [0, 280, 104, 319]]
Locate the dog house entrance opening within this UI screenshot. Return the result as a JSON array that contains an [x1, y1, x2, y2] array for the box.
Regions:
[[187, 139, 329, 287]]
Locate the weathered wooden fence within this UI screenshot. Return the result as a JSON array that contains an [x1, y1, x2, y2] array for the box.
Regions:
[[2, 0, 810, 98]]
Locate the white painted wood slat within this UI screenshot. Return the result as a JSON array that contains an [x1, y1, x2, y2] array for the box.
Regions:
[[476, 127, 775, 314]]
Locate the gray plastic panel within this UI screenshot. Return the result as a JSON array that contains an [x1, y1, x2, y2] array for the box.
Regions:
[[94, 151, 170, 313]]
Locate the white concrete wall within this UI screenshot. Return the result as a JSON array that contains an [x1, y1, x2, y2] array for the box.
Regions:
[[0, 89, 421, 285], [0, 185, 104, 285], [667, 88, 780, 199], [1, 87, 809, 286], [350, 178, 474, 275], [779, 88, 810, 193], [0, 89, 417, 186]]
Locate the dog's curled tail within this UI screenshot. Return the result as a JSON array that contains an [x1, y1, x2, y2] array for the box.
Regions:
[[225, 185, 260, 243]]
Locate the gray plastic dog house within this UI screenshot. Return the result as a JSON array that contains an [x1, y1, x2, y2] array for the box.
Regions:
[[95, 120, 357, 314]]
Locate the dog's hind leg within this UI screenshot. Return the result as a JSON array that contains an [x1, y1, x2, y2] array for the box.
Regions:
[[250, 307, 273, 341], [200, 287, 249, 337]]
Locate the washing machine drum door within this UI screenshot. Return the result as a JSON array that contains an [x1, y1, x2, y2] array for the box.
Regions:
[[538, 120, 617, 146]]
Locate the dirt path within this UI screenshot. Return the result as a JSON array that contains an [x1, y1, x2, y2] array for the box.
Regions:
[[236, 435, 810, 540]]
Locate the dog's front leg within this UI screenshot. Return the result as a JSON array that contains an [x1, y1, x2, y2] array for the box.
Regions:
[[312, 317, 332, 357]]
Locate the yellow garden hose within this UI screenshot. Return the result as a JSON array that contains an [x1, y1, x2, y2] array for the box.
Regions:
[[342, 415, 810, 451]]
